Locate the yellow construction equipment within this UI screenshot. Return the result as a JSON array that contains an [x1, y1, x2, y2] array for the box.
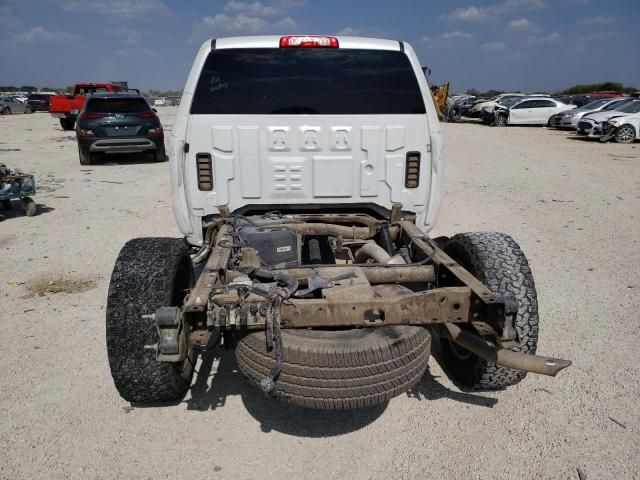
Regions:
[[430, 83, 450, 121], [421, 66, 449, 121]]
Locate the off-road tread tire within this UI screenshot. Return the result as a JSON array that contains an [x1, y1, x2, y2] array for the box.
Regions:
[[106, 237, 194, 403], [442, 232, 539, 390], [236, 326, 430, 409]]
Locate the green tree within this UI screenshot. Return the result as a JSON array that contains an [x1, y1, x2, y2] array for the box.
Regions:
[[558, 82, 638, 95]]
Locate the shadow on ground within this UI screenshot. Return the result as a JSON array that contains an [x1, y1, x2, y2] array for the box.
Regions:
[[0, 202, 54, 220], [185, 342, 497, 437], [187, 348, 387, 437], [95, 152, 167, 166]]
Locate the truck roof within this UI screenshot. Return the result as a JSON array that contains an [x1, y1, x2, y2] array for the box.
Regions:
[[73, 82, 119, 87], [87, 91, 143, 99], [214, 35, 403, 51]]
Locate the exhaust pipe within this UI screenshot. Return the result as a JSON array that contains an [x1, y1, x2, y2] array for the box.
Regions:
[[355, 242, 406, 265], [442, 323, 571, 377]]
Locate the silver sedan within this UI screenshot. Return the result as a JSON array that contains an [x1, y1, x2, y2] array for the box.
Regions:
[[0, 96, 30, 114]]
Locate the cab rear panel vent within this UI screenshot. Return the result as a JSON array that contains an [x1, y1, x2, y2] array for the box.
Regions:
[[405, 152, 421, 188], [196, 153, 213, 191]]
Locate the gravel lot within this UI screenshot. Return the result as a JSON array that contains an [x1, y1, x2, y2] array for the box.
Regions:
[[1, 108, 639, 479]]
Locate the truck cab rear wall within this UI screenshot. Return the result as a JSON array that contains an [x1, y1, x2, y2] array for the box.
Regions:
[[170, 36, 443, 246]]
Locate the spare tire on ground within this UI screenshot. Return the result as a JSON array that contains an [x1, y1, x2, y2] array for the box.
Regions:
[[236, 326, 430, 410]]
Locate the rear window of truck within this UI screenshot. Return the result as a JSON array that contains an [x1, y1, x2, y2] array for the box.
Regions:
[[76, 87, 108, 95], [85, 97, 150, 113], [191, 48, 426, 115]]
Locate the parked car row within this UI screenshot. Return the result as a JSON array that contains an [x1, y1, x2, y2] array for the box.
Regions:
[[447, 91, 624, 123], [446, 90, 640, 144], [0, 93, 53, 114]]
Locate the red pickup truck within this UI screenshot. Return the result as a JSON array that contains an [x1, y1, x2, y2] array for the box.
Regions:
[[50, 82, 129, 130]]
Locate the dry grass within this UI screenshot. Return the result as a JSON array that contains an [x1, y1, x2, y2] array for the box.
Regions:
[[25, 274, 98, 296]]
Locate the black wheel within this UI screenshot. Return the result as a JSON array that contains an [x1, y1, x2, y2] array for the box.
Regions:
[[154, 145, 166, 162], [1, 199, 11, 210], [21, 197, 36, 216], [236, 325, 430, 409], [78, 145, 92, 165], [494, 114, 507, 127], [447, 107, 461, 123], [25, 107, 33, 114], [60, 118, 75, 131], [615, 125, 636, 144], [106, 238, 195, 403], [441, 232, 539, 390]]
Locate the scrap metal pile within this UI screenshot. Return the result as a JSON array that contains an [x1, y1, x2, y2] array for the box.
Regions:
[[0, 163, 37, 216]]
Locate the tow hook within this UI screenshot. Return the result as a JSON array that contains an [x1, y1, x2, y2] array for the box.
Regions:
[[143, 307, 186, 363]]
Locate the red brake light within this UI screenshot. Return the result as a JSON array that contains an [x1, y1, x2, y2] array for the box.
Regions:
[[280, 36, 339, 48], [80, 112, 104, 119], [136, 111, 157, 119]]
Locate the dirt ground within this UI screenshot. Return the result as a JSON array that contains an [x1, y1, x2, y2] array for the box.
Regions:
[[1, 108, 639, 479]]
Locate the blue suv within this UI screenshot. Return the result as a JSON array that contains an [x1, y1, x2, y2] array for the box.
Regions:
[[75, 92, 165, 165]]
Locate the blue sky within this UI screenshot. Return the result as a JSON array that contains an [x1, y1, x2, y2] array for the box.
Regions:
[[1, 0, 638, 92]]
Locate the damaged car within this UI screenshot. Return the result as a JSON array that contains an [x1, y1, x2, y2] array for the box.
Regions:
[[466, 93, 526, 118], [599, 111, 640, 144], [577, 100, 640, 139], [491, 98, 576, 127], [549, 98, 636, 130]]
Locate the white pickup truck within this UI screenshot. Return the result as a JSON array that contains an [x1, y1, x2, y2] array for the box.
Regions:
[[105, 35, 569, 409]]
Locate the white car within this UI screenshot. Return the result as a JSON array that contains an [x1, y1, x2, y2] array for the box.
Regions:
[[467, 93, 526, 117], [577, 100, 640, 138], [154, 97, 167, 107], [493, 98, 576, 126], [600, 112, 640, 143]]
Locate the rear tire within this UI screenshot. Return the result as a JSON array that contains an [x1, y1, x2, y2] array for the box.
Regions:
[[236, 326, 430, 409], [615, 125, 636, 144], [78, 146, 92, 165], [441, 232, 539, 390], [60, 118, 75, 131], [106, 238, 195, 404], [154, 145, 166, 162]]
